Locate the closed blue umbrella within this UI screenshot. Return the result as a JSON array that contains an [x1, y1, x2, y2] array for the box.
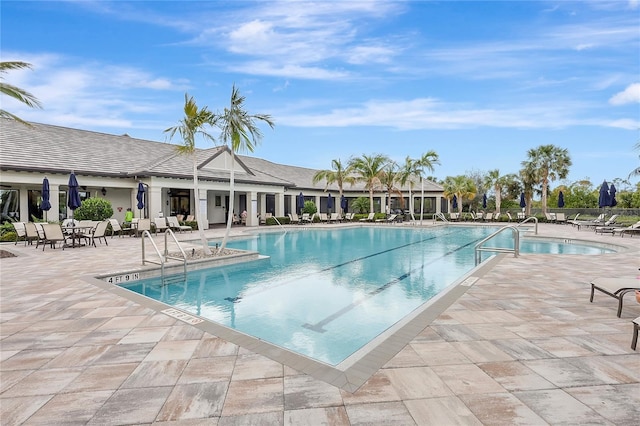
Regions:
[[326, 193, 333, 213], [297, 192, 305, 215], [136, 182, 145, 214], [67, 172, 82, 212], [609, 184, 617, 207], [452, 194, 458, 210], [598, 181, 610, 208], [519, 193, 526, 209], [558, 191, 565, 208], [340, 195, 347, 213], [482, 193, 487, 209], [41, 177, 51, 214]]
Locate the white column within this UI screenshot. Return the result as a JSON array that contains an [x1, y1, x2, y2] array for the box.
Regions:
[[19, 187, 28, 222], [259, 193, 266, 217], [198, 188, 209, 228], [48, 184, 60, 222], [275, 192, 285, 217], [247, 191, 259, 227]]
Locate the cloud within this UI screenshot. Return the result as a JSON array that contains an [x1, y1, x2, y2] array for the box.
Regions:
[[609, 83, 640, 105]]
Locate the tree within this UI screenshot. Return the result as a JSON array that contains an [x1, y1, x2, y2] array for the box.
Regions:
[[164, 94, 217, 254], [442, 175, 477, 215], [398, 151, 439, 222], [630, 142, 640, 179], [379, 161, 403, 214], [483, 169, 519, 214], [312, 159, 355, 214], [217, 84, 274, 252], [0, 61, 42, 124], [348, 154, 390, 214], [522, 144, 572, 214]]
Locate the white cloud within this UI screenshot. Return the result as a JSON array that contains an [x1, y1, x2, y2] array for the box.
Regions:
[[609, 83, 640, 105]]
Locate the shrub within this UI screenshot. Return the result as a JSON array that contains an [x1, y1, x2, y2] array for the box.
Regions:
[[73, 198, 113, 221], [0, 231, 17, 242], [302, 201, 317, 214], [266, 216, 290, 225]]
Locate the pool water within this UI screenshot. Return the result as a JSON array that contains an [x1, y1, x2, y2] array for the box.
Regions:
[[121, 226, 612, 365]]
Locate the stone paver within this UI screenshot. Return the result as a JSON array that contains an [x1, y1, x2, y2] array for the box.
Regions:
[[1, 223, 639, 425]]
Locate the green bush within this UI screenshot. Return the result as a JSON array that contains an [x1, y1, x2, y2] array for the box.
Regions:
[[302, 201, 317, 215], [73, 198, 114, 221], [0, 231, 17, 242], [266, 216, 290, 225]]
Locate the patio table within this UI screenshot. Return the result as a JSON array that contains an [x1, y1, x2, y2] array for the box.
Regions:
[[62, 225, 94, 248]]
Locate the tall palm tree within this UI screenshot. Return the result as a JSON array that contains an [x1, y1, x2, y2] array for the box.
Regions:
[[312, 159, 355, 214], [630, 142, 640, 179], [0, 61, 42, 124], [379, 161, 402, 215], [164, 94, 217, 254], [217, 84, 274, 252], [519, 161, 539, 216], [442, 175, 477, 215], [522, 144, 572, 214], [348, 154, 390, 214], [398, 151, 439, 222]]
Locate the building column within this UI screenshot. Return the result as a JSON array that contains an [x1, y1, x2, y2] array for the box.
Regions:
[[147, 185, 163, 219], [259, 193, 266, 218], [48, 184, 60, 222], [19, 186, 28, 222], [436, 195, 442, 214], [275, 192, 285, 217], [247, 191, 259, 227]]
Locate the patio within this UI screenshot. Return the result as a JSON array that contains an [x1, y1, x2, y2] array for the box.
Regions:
[[1, 223, 639, 425]]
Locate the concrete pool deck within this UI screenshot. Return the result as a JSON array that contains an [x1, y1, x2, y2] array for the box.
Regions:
[[1, 222, 639, 425]]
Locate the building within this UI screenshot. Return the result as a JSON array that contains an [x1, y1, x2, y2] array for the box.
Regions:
[[0, 119, 446, 226]]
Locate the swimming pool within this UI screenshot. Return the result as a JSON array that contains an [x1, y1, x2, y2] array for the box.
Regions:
[[120, 226, 614, 366]]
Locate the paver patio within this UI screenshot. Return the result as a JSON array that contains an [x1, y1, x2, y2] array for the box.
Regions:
[[1, 222, 639, 425]]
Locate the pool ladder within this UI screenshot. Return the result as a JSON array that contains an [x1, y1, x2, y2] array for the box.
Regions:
[[141, 229, 187, 283], [474, 225, 520, 265], [432, 212, 449, 223]]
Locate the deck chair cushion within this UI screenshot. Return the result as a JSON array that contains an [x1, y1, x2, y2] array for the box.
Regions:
[[590, 277, 640, 317]]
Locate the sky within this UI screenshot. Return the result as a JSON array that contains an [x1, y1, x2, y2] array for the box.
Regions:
[[2, 0, 639, 191]]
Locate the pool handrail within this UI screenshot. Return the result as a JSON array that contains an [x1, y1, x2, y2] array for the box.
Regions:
[[517, 216, 538, 235], [141, 228, 187, 281], [474, 224, 520, 265], [271, 215, 287, 233], [432, 212, 449, 223]]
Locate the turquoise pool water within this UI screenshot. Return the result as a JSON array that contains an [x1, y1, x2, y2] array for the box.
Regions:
[[121, 226, 613, 365]]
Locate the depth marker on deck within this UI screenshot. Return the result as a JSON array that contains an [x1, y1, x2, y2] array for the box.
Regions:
[[162, 308, 204, 325]]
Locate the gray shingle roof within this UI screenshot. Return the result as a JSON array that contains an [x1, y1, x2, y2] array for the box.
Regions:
[[0, 119, 443, 193]]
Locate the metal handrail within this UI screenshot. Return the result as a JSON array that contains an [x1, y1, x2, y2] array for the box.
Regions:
[[517, 216, 538, 235], [474, 225, 520, 265], [271, 215, 287, 233], [432, 212, 449, 223], [141, 229, 187, 281]]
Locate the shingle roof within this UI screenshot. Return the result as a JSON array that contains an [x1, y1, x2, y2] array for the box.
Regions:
[[0, 119, 443, 193]]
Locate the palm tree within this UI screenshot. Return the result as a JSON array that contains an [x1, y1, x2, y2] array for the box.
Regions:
[[398, 151, 439, 222], [164, 94, 216, 254], [312, 159, 355, 214], [522, 144, 572, 214], [442, 175, 477, 215], [379, 161, 403, 215], [484, 169, 518, 214], [0, 61, 42, 124], [217, 84, 274, 252], [519, 161, 539, 216], [348, 154, 390, 214], [629, 142, 640, 179]]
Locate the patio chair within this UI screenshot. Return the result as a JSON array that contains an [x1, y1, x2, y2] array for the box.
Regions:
[[632, 316, 639, 350], [449, 212, 460, 221], [153, 217, 168, 235], [41, 223, 67, 251], [376, 214, 398, 223], [506, 212, 514, 222], [545, 212, 556, 223], [185, 215, 195, 222], [589, 277, 640, 317], [12, 222, 26, 245], [34, 222, 47, 248], [83, 220, 109, 247], [319, 213, 328, 223], [135, 218, 152, 237], [167, 216, 192, 233], [517, 212, 526, 221], [359, 213, 375, 222], [555, 213, 567, 224], [344, 213, 354, 221], [301, 213, 315, 224], [568, 213, 581, 226], [330, 212, 341, 223], [475, 211, 485, 221], [288, 213, 300, 224], [108, 218, 125, 237]]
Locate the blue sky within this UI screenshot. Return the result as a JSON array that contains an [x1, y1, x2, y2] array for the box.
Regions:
[[2, 0, 639, 191]]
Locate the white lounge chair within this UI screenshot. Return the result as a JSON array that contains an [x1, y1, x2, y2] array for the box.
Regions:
[[359, 213, 375, 222], [153, 217, 168, 235], [41, 223, 67, 250], [167, 216, 192, 233], [590, 277, 640, 317], [12, 222, 26, 245], [612, 221, 640, 238], [83, 220, 109, 247]]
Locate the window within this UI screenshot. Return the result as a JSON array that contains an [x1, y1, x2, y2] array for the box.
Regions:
[[0, 189, 19, 222]]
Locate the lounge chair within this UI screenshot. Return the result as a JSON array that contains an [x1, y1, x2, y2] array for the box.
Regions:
[[167, 216, 192, 233], [319, 213, 328, 223], [449, 212, 460, 221], [24, 222, 40, 246], [41, 223, 67, 250], [329, 213, 340, 223], [153, 217, 168, 235], [301, 213, 315, 224], [108, 218, 125, 237], [344, 213, 354, 221], [506, 212, 514, 222], [185, 215, 195, 222], [632, 316, 639, 350], [612, 221, 640, 238], [376, 214, 398, 223], [581, 214, 618, 231], [568, 213, 581, 226], [555, 213, 567, 224], [12, 222, 26, 245], [288, 213, 300, 224], [517, 212, 526, 221], [590, 277, 640, 317], [545, 212, 556, 223], [359, 213, 375, 222]]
